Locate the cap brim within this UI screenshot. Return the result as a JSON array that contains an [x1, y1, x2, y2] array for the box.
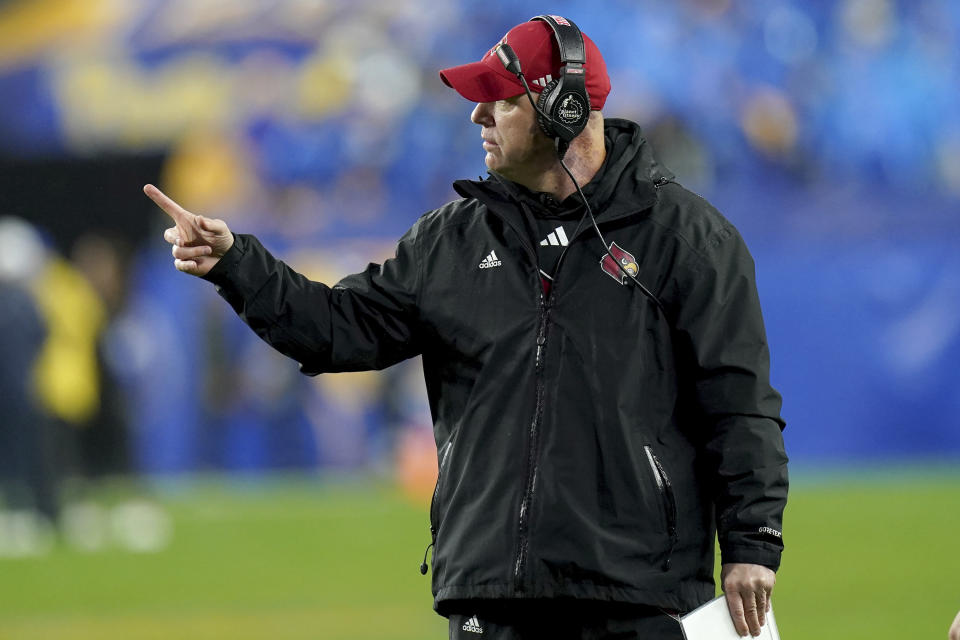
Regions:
[[439, 60, 526, 103]]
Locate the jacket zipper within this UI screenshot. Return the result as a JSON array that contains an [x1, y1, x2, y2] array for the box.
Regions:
[[514, 290, 550, 591], [477, 199, 563, 592], [644, 445, 678, 571], [421, 440, 453, 576]]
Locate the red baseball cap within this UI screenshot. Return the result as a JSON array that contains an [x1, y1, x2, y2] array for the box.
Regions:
[[439, 18, 610, 110]]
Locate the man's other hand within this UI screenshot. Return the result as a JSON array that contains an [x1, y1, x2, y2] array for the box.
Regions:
[[721, 563, 776, 637], [144, 184, 233, 277], [949, 609, 960, 640]]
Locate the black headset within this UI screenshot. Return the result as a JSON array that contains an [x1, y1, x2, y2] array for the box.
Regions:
[[494, 15, 591, 150]]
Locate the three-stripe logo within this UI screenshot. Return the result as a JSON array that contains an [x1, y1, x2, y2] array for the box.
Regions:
[[539, 226, 569, 247], [530, 74, 555, 89]]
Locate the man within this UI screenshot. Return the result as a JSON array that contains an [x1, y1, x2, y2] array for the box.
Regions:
[[145, 16, 787, 639]]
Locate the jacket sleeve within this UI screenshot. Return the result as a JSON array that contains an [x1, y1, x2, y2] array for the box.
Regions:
[[670, 221, 788, 571], [201, 224, 423, 375]]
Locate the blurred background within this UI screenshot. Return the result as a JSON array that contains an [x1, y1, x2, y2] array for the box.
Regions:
[[0, 0, 957, 638]]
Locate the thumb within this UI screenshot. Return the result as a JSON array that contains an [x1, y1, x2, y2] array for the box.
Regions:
[[196, 215, 226, 234]]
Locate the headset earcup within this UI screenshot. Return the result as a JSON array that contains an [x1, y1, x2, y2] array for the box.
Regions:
[[536, 78, 561, 139]]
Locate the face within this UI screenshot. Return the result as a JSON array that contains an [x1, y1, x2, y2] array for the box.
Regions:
[[471, 94, 554, 182]]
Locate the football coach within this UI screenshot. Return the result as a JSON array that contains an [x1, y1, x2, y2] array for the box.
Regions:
[[146, 15, 788, 640]]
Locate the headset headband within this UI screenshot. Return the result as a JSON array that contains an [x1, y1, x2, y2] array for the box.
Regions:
[[531, 15, 585, 66]]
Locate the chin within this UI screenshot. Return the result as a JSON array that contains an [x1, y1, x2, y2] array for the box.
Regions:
[[486, 162, 508, 177]]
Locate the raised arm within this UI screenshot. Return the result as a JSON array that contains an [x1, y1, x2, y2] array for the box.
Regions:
[[143, 184, 424, 374]]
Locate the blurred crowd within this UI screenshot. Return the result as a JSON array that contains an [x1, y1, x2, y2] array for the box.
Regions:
[[2, 0, 959, 233], [0, 0, 958, 535]]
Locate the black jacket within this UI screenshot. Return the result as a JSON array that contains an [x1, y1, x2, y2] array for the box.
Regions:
[[203, 119, 788, 615]]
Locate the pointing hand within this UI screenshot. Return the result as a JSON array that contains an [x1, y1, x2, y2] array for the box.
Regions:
[[144, 184, 233, 277]]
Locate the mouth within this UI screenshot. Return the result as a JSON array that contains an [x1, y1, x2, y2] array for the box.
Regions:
[[482, 138, 498, 149]]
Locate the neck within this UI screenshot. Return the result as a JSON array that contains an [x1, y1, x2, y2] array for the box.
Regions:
[[541, 143, 605, 201]]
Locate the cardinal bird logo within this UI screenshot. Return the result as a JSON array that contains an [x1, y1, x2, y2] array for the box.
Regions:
[[600, 242, 639, 285]]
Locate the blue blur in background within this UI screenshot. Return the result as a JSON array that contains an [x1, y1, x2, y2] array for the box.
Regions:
[[0, 0, 957, 477]]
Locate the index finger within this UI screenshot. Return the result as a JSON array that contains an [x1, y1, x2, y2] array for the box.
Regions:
[[143, 184, 191, 225]]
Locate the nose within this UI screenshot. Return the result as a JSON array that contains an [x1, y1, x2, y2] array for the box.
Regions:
[[471, 102, 494, 126]]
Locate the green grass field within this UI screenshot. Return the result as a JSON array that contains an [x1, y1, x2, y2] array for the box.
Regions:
[[1, 467, 958, 639]]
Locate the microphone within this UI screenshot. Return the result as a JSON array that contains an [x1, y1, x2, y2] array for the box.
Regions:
[[494, 43, 523, 76]]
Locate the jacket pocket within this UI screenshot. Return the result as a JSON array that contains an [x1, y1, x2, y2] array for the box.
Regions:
[[430, 441, 454, 532], [643, 445, 678, 571], [422, 440, 454, 577]]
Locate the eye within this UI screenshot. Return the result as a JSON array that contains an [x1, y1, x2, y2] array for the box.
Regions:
[[496, 97, 521, 114]]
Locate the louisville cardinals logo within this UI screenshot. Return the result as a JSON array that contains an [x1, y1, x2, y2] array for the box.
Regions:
[[600, 242, 639, 285]]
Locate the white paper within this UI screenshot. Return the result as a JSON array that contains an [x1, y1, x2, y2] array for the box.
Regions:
[[680, 595, 780, 640]]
